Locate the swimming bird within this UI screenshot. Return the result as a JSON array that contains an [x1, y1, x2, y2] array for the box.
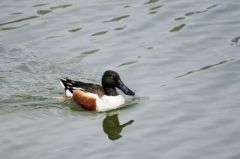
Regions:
[[59, 70, 135, 112]]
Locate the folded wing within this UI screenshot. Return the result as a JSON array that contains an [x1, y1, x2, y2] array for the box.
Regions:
[[59, 78, 105, 97]]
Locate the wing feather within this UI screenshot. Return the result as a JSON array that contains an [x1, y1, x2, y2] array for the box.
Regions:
[[59, 78, 105, 97]]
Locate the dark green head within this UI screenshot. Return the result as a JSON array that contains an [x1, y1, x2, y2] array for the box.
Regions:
[[102, 70, 135, 96]]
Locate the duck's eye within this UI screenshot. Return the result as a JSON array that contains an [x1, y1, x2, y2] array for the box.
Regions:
[[110, 75, 114, 79]]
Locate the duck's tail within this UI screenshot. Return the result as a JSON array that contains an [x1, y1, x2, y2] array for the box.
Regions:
[[59, 78, 75, 97]]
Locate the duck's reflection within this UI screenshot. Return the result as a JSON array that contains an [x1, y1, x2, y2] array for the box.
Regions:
[[102, 112, 134, 140]]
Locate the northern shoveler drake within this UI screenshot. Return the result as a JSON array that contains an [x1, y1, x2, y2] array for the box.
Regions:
[[59, 70, 135, 112]]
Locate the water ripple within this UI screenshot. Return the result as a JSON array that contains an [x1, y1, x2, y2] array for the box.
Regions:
[[144, 0, 160, 5], [50, 4, 72, 10], [91, 31, 108, 36], [103, 15, 130, 23], [69, 27, 82, 33], [170, 23, 186, 32], [0, 15, 39, 26], [33, 3, 50, 8], [117, 60, 138, 67], [231, 36, 240, 45], [37, 10, 52, 15], [176, 59, 232, 78]]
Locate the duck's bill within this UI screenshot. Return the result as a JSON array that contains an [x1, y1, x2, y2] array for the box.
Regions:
[[117, 79, 135, 96]]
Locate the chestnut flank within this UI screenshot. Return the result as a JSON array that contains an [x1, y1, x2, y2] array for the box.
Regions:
[[73, 90, 97, 111]]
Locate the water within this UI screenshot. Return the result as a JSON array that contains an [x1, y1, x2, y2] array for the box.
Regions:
[[1, 0, 240, 158]]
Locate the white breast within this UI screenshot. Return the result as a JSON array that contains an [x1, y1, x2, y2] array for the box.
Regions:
[[96, 95, 125, 112]]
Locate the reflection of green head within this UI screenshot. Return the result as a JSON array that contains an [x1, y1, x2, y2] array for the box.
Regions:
[[108, 133, 122, 140], [102, 114, 134, 141]]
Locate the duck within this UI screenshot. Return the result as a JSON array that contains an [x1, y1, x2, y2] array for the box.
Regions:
[[59, 70, 135, 112]]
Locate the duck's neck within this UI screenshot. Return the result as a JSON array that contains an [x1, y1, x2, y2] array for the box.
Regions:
[[104, 87, 119, 96]]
